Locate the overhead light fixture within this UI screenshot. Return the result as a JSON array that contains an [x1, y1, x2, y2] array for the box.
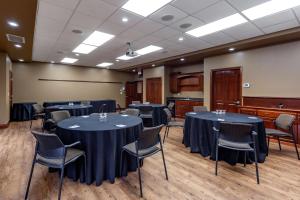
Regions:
[[136, 45, 163, 55], [178, 37, 184, 41], [122, 17, 128, 22], [115, 59, 120, 62], [18, 59, 24, 62], [61, 57, 78, 64], [242, 0, 300, 20], [186, 13, 247, 37], [7, 21, 19, 27], [14, 44, 22, 48], [122, 0, 173, 17], [73, 43, 97, 54], [152, 64, 156, 67], [229, 47, 235, 52], [82, 31, 115, 47], [132, 69, 136, 72], [180, 58, 185, 61], [75, 53, 79, 56], [117, 55, 140, 60], [50, 61, 55, 63], [96, 62, 113, 67]]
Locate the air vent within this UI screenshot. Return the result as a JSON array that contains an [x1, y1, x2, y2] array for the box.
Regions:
[[179, 23, 192, 29], [161, 15, 174, 21], [6, 34, 25, 44]]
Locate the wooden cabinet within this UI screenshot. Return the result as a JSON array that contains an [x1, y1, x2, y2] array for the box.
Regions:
[[169, 72, 203, 93], [175, 100, 203, 118], [169, 73, 179, 93]]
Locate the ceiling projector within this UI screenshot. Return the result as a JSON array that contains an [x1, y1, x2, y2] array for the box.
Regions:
[[126, 42, 138, 57]]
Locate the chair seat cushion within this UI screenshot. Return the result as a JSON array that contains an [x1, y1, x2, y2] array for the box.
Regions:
[[123, 142, 160, 157], [139, 114, 153, 119], [36, 148, 84, 167], [218, 138, 253, 151], [168, 121, 184, 127], [265, 128, 291, 137]]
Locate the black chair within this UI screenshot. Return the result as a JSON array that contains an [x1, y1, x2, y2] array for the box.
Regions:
[[25, 129, 86, 200], [121, 108, 140, 116], [193, 106, 208, 112], [167, 102, 175, 121], [139, 106, 154, 127], [99, 104, 107, 113], [44, 110, 71, 133], [81, 101, 90, 106], [30, 104, 46, 129], [120, 125, 168, 197], [132, 101, 141, 104], [214, 122, 260, 184], [266, 114, 299, 160], [163, 108, 184, 143]]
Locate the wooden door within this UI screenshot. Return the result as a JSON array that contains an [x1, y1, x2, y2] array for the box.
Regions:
[[146, 77, 162, 104], [211, 68, 241, 112]]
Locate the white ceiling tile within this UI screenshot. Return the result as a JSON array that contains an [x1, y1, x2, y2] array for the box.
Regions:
[[292, 6, 300, 22], [149, 5, 188, 25], [194, 1, 237, 23], [223, 22, 264, 40], [226, 0, 270, 11], [41, 0, 80, 10], [69, 11, 101, 30], [106, 9, 144, 29], [59, 24, 94, 44], [253, 10, 295, 29], [171, 0, 220, 15], [167, 35, 213, 50], [134, 35, 163, 48], [77, 0, 117, 20], [38, 1, 73, 24], [169, 16, 204, 31], [102, 0, 128, 7], [35, 16, 65, 39], [152, 27, 180, 39], [118, 29, 147, 41], [200, 32, 235, 46], [98, 21, 128, 35], [262, 19, 299, 34], [133, 19, 165, 34]]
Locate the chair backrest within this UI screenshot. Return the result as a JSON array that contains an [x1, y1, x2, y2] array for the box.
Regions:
[[99, 104, 107, 113], [81, 101, 90, 105], [219, 122, 253, 143], [124, 108, 140, 116], [167, 102, 175, 110], [51, 110, 70, 123], [137, 125, 164, 150], [193, 106, 208, 112], [33, 104, 44, 114], [275, 114, 295, 130], [132, 101, 141, 104], [139, 105, 153, 115], [163, 108, 172, 122], [31, 129, 65, 159]]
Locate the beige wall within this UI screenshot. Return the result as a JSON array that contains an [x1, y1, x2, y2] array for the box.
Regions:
[[167, 64, 204, 98], [204, 40, 300, 109], [0, 53, 11, 125], [12, 62, 134, 107]]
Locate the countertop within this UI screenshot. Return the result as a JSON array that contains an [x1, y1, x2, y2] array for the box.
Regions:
[[166, 97, 203, 101]]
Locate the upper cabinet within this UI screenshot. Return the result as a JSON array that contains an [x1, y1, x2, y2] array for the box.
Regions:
[[169, 72, 203, 93]]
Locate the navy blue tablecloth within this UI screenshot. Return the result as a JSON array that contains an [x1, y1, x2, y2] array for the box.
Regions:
[[183, 112, 267, 165], [128, 104, 167, 126], [45, 105, 93, 119], [11, 102, 37, 121], [56, 113, 143, 186]]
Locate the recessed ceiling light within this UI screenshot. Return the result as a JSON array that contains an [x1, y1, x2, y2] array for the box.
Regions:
[[179, 23, 192, 29], [242, 0, 300, 20], [61, 57, 78, 64], [117, 55, 140, 60], [75, 53, 80, 56], [7, 21, 19, 27], [18, 59, 24, 62], [115, 59, 120, 62], [73, 43, 97, 54], [161, 15, 174, 21], [186, 13, 247, 37], [132, 69, 136, 72], [14, 44, 22, 48], [72, 29, 83, 34], [180, 58, 185, 61], [136, 45, 163, 55], [97, 62, 113, 67], [152, 64, 156, 67], [122, 0, 173, 17], [229, 48, 235, 52], [82, 31, 115, 47], [122, 17, 128, 22], [178, 37, 184, 41], [50, 61, 55, 63]]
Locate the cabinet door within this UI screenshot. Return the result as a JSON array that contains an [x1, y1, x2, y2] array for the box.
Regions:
[[169, 74, 178, 93]]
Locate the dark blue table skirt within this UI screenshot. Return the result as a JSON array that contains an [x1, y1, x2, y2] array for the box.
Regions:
[[11, 102, 36, 121], [183, 112, 268, 165], [56, 114, 143, 186], [128, 104, 167, 126], [43, 100, 116, 113], [44, 105, 93, 119]]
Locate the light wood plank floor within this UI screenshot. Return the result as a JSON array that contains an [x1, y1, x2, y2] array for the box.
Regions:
[[1, 120, 300, 200]]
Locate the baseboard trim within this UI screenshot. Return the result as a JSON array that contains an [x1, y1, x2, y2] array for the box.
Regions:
[[0, 122, 9, 129]]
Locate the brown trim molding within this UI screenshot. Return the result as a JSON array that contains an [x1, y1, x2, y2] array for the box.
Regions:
[[38, 78, 123, 84], [0, 122, 9, 129], [242, 96, 300, 110]]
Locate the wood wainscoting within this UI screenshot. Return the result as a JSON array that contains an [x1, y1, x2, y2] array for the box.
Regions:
[[239, 96, 300, 144]]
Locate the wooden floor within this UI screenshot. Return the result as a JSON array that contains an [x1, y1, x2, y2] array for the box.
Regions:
[[1, 120, 300, 200]]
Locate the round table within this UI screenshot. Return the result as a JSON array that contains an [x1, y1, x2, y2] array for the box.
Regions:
[[56, 113, 143, 185], [183, 112, 268, 165], [128, 104, 167, 126], [45, 104, 93, 119]]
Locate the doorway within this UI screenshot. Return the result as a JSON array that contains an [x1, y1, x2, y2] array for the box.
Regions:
[[211, 67, 241, 113], [146, 77, 162, 104], [125, 81, 143, 107]]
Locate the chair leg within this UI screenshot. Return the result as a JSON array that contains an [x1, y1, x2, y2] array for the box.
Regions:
[[25, 159, 36, 199], [58, 167, 65, 200], [267, 137, 270, 156], [136, 157, 143, 198], [83, 154, 87, 182], [119, 150, 124, 176], [30, 119, 33, 129], [160, 148, 168, 180], [166, 126, 169, 137], [215, 144, 219, 176], [244, 151, 246, 167], [163, 126, 168, 143], [277, 137, 282, 151], [291, 134, 300, 160], [253, 150, 260, 184]]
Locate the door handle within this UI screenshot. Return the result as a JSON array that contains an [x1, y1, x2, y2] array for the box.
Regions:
[[233, 101, 240, 105]]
